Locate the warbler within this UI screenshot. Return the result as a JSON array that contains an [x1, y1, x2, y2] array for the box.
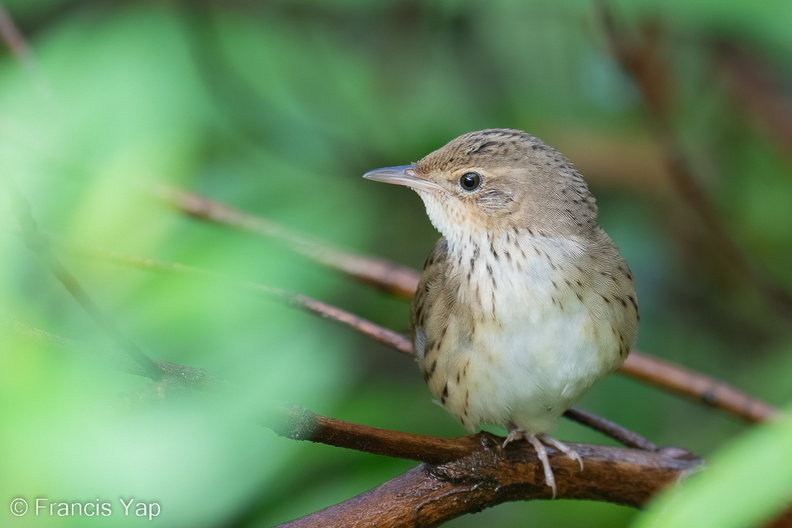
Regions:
[[364, 128, 638, 496]]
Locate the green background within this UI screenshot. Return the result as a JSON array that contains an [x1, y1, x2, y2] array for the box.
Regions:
[[1, 1, 791, 526]]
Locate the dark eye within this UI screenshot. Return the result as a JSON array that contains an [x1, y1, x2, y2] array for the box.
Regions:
[[459, 172, 482, 191]]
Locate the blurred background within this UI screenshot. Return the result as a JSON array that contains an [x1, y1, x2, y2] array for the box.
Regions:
[[1, 1, 791, 526]]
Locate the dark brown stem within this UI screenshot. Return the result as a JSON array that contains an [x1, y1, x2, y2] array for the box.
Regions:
[[273, 405, 481, 465], [563, 407, 659, 451]]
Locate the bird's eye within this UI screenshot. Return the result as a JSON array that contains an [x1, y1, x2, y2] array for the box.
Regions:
[[459, 172, 482, 192]]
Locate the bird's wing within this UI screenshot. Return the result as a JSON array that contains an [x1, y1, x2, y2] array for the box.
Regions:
[[410, 237, 455, 361]]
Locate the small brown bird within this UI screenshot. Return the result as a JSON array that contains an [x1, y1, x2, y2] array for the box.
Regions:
[[364, 128, 638, 496]]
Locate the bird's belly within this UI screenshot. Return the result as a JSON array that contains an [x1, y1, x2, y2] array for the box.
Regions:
[[433, 300, 621, 434]]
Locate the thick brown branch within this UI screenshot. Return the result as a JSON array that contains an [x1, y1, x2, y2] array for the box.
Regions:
[[272, 404, 688, 467], [274, 405, 481, 465], [277, 441, 700, 527]]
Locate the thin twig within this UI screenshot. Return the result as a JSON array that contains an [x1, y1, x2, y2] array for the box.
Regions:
[[715, 40, 792, 167], [0, 4, 27, 57], [0, 4, 53, 101], [4, 317, 213, 388], [148, 182, 419, 298], [563, 408, 659, 451], [622, 352, 780, 424], [63, 243, 414, 355], [57, 236, 781, 424], [4, 180, 163, 380], [597, 3, 792, 321]]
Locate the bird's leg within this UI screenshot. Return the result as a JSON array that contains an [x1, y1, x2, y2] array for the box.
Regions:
[[503, 422, 557, 498], [526, 434, 557, 498], [503, 424, 585, 499]]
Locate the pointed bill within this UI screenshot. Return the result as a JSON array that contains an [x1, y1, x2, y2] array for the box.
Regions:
[[363, 165, 443, 193]]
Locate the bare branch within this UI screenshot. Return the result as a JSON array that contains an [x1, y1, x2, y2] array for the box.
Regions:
[[597, 4, 792, 321], [147, 183, 419, 298], [270, 408, 700, 525], [622, 352, 780, 423], [5, 317, 213, 388], [277, 441, 700, 527], [0, 5, 53, 101], [58, 236, 782, 424], [0, 4, 29, 60], [715, 40, 792, 166], [62, 243, 414, 355], [563, 407, 659, 451], [274, 405, 482, 464]]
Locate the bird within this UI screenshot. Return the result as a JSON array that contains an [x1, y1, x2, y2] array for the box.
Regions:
[[363, 128, 639, 497]]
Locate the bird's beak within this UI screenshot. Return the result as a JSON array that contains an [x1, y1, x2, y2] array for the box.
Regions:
[[363, 165, 443, 193]]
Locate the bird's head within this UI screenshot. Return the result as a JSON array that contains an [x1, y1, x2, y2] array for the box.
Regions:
[[364, 128, 599, 243]]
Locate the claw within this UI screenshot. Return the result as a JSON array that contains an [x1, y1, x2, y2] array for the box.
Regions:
[[502, 428, 525, 447], [539, 433, 585, 472]]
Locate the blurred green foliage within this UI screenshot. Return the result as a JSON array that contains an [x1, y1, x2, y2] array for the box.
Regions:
[[1, 1, 791, 527]]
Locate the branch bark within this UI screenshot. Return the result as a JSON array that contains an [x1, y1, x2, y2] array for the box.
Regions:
[[277, 439, 699, 527], [274, 405, 483, 464]]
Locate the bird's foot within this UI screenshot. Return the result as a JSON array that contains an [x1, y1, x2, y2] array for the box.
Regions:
[[503, 424, 584, 499], [538, 433, 584, 472]]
